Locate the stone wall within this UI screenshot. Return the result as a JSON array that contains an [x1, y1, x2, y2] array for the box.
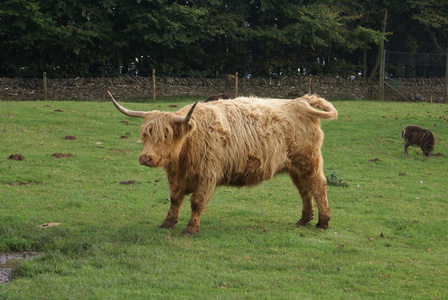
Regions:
[[0, 75, 446, 102]]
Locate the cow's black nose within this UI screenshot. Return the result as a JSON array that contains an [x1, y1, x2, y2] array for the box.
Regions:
[[139, 155, 152, 166]]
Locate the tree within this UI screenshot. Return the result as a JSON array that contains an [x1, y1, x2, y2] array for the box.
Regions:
[[0, 0, 51, 75], [0, 0, 446, 77], [37, 0, 116, 76], [112, 0, 220, 75], [384, 0, 448, 77]]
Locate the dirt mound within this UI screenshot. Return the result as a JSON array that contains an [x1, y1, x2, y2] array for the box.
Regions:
[[8, 154, 25, 161], [62, 135, 77, 140], [51, 153, 74, 158], [120, 180, 136, 185]]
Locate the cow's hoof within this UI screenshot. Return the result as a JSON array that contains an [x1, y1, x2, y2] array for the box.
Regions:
[[181, 226, 199, 235], [297, 219, 312, 227], [316, 222, 329, 230], [159, 220, 177, 229]]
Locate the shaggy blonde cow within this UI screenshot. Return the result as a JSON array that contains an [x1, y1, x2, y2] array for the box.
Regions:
[[108, 91, 338, 234]]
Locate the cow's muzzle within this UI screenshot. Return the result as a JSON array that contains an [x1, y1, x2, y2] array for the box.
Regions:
[[139, 155, 156, 167]]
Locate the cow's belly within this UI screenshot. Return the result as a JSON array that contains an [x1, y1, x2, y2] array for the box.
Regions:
[[219, 165, 288, 187]]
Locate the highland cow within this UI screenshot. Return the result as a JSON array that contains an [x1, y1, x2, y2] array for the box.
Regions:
[[402, 125, 435, 157], [108, 91, 338, 234]]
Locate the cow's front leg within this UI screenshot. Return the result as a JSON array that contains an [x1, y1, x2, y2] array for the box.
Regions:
[[403, 146, 409, 156], [403, 141, 410, 156], [181, 181, 216, 235], [160, 194, 185, 229]]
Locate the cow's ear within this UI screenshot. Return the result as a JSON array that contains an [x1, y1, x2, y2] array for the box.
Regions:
[[172, 118, 195, 139], [173, 102, 198, 124]]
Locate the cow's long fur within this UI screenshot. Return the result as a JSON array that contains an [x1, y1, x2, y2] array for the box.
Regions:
[[114, 93, 338, 234]]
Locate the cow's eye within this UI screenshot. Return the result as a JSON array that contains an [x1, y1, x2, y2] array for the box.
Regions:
[[144, 128, 152, 138]]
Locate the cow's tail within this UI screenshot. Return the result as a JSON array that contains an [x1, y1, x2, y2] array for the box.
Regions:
[[299, 94, 338, 120]]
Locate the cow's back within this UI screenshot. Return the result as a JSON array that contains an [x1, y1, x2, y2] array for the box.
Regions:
[[180, 98, 324, 186]]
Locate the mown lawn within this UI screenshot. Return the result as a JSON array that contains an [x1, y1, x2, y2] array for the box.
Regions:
[[1, 98, 447, 299]]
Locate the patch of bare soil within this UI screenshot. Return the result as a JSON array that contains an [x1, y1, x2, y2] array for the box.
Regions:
[[8, 181, 32, 186], [432, 152, 445, 157], [51, 153, 74, 158], [8, 154, 25, 161], [39, 222, 60, 228], [119, 132, 132, 139], [121, 120, 138, 126], [120, 180, 136, 185], [109, 149, 132, 153], [62, 135, 77, 140], [0, 252, 36, 284]]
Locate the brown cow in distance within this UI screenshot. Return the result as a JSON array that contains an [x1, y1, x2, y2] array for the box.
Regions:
[[108, 91, 338, 235], [402, 125, 435, 157], [204, 93, 233, 102]]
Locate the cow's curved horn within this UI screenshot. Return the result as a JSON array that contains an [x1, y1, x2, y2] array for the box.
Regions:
[[173, 101, 198, 124], [107, 91, 146, 118]]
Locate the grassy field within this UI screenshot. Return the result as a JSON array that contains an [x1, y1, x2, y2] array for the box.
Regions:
[[1, 97, 447, 299]]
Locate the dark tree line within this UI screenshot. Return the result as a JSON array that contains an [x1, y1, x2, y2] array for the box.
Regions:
[[1, 0, 447, 78]]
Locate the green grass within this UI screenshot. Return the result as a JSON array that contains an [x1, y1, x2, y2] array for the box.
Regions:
[[1, 98, 447, 299]]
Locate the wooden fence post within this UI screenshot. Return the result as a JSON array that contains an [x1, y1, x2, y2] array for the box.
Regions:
[[43, 72, 48, 100], [152, 69, 156, 100], [234, 72, 238, 98], [308, 75, 312, 93]]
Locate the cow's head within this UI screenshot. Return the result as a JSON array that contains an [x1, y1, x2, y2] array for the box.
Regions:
[[108, 91, 197, 168]]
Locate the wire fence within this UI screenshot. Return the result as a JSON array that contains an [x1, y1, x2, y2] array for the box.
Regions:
[[1, 57, 448, 102], [381, 50, 448, 102], [1, 73, 380, 101]]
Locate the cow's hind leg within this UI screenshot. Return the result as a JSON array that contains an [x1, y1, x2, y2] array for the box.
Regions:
[[181, 181, 216, 235], [290, 164, 331, 229], [290, 172, 314, 226], [160, 194, 185, 229], [313, 174, 331, 229]]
